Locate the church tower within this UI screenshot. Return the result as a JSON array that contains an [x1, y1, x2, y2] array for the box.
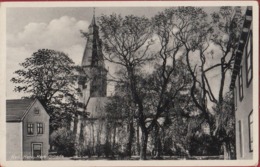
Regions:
[[80, 11, 107, 101], [75, 10, 109, 156]]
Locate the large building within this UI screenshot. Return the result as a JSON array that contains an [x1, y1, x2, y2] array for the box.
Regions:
[[74, 13, 110, 156], [6, 99, 50, 160], [230, 6, 253, 159]]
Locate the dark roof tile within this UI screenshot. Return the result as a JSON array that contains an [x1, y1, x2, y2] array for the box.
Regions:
[[6, 99, 35, 122]]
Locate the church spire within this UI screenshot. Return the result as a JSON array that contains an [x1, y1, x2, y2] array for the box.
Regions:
[[82, 7, 100, 67], [89, 7, 96, 27], [80, 7, 107, 97]]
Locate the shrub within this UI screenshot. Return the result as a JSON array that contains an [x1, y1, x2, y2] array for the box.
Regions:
[[51, 128, 76, 157]]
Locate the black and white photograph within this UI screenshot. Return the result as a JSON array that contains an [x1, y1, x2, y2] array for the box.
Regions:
[[0, 1, 258, 166]]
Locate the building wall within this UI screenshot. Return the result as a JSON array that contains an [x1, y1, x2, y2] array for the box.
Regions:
[[83, 119, 107, 147], [6, 122, 23, 160], [81, 98, 109, 153], [235, 31, 253, 159], [22, 100, 50, 160]]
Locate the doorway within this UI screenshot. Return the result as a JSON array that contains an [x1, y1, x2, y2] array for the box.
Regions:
[[32, 143, 42, 160]]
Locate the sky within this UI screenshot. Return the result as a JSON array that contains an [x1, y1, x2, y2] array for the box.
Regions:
[[5, 6, 238, 100], [7, 7, 175, 99]]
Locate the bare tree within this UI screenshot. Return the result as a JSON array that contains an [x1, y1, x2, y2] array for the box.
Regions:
[[99, 12, 194, 159], [98, 14, 154, 159], [167, 6, 244, 159]]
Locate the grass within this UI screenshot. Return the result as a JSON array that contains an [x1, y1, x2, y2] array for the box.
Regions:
[[47, 155, 224, 160]]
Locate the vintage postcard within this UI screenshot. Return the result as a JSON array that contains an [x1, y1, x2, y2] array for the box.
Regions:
[[0, 1, 258, 167]]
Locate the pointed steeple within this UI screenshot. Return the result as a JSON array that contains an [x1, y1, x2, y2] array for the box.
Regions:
[[81, 8, 101, 67], [80, 7, 107, 97], [89, 8, 96, 28]]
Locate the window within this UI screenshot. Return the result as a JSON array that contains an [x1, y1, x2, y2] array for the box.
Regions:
[[238, 66, 244, 100], [27, 123, 34, 135], [234, 86, 237, 110], [245, 31, 253, 86], [238, 120, 243, 157], [37, 123, 43, 134], [248, 111, 253, 152], [34, 108, 40, 114]]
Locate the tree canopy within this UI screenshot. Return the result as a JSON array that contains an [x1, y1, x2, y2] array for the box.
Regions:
[[99, 6, 243, 159], [11, 49, 81, 131]]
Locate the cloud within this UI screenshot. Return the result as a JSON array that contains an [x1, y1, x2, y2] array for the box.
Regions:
[[6, 16, 89, 99], [7, 16, 89, 58]]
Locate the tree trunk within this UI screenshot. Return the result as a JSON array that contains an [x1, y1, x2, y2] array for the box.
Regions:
[[154, 125, 162, 159], [155, 138, 162, 158], [113, 126, 116, 149], [105, 120, 110, 158], [140, 129, 148, 160], [218, 58, 226, 104], [223, 142, 231, 160], [73, 114, 78, 136], [126, 119, 134, 157], [137, 125, 140, 155], [112, 126, 116, 158], [77, 120, 84, 157], [91, 123, 95, 154], [74, 115, 81, 156]]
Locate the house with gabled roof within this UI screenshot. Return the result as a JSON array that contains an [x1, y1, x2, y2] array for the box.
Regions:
[[6, 98, 50, 160]]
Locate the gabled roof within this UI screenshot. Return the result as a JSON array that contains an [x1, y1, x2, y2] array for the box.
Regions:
[[6, 99, 36, 122], [86, 97, 109, 119]]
